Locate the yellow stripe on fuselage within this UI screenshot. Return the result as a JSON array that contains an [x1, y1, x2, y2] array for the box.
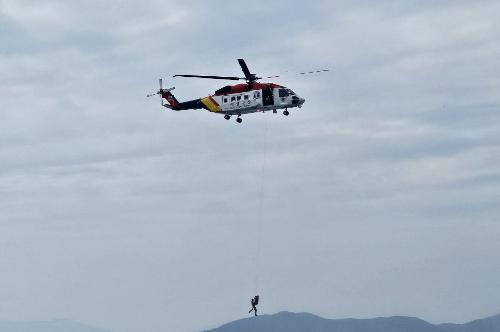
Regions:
[[201, 96, 221, 113]]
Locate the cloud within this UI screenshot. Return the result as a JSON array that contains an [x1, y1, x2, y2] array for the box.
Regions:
[[1, 1, 500, 332]]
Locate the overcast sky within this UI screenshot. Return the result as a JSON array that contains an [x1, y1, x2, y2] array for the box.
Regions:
[[1, 1, 500, 332]]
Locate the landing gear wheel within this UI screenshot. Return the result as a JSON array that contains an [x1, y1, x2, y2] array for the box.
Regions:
[[236, 117, 243, 123], [283, 110, 290, 116], [224, 114, 230, 120]]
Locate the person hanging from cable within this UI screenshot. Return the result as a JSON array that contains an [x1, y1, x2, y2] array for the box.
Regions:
[[248, 295, 259, 316]]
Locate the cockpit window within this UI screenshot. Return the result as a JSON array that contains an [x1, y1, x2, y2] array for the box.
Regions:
[[279, 89, 290, 97], [279, 89, 296, 97]]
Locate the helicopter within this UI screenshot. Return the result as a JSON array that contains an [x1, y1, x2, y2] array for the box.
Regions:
[[147, 59, 328, 123]]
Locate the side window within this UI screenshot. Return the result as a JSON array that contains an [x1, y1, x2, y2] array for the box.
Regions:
[[244, 94, 249, 100], [236, 95, 242, 101], [253, 91, 260, 99], [223, 97, 228, 104], [231, 96, 236, 102]]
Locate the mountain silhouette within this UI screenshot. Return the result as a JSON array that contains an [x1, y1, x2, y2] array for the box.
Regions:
[[204, 311, 500, 332], [2, 312, 499, 332], [439, 313, 500, 332]]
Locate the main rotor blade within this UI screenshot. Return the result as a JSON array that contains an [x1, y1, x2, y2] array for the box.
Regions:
[[264, 69, 330, 79], [298, 69, 330, 75], [237, 59, 253, 79], [173, 74, 243, 80]]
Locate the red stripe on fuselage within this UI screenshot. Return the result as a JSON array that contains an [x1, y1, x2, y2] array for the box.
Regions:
[[208, 95, 219, 106], [214, 83, 284, 96]]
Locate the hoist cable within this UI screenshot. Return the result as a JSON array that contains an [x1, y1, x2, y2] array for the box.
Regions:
[[254, 113, 269, 294]]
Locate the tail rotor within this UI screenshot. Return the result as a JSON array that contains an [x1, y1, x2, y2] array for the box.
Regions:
[[159, 78, 163, 106], [146, 78, 164, 106], [147, 78, 177, 109]]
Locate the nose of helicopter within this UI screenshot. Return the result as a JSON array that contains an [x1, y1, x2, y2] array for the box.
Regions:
[[292, 95, 305, 106]]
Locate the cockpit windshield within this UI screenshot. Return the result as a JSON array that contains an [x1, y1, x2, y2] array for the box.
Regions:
[[279, 88, 296, 97]]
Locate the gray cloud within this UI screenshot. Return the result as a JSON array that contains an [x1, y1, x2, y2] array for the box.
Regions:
[[1, 1, 500, 332]]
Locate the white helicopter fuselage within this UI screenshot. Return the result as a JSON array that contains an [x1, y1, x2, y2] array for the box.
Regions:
[[199, 83, 305, 116]]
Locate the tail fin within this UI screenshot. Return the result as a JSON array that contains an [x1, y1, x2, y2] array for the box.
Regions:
[[160, 86, 179, 109], [147, 79, 179, 109], [158, 78, 179, 108]]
